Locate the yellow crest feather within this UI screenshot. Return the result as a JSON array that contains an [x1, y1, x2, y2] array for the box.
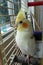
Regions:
[[16, 9, 26, 23]]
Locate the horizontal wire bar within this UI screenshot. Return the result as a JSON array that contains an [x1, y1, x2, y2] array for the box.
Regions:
[[7, 47, 17, 62], [7, 0, 26, 4], [0, 5, 14, 10], [0, 14, 15, 17], [4, 46, 17, 65], [2, 38, 15, 53], [9, 48, 19, 65], [3, 32, 14, 43], [17, 49, 20, 55], [3, 43, 16, 60], [8, 0, 21, 4]]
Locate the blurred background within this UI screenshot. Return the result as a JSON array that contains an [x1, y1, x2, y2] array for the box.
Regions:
[[0, 0, 43, 65]]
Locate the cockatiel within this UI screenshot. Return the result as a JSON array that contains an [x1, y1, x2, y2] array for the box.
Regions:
[[15, 9, 35, 57]]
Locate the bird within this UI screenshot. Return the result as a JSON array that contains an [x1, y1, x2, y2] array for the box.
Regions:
[[15, 9, 35, 57]]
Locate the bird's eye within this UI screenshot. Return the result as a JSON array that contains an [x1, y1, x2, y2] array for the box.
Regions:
[[19, 21, 23, 24]]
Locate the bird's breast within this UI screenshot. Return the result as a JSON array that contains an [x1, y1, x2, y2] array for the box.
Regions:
[[15, 31, 35, 55]]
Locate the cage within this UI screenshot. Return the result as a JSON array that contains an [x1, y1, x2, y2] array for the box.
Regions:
[[0, 0, 43, 65]]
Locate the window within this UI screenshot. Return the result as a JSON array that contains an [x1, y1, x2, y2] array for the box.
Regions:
[[13, 0, 21, 16], [0, 0, 21, 34], [0, 0, 10, 27], [13, 0, 21, 15]]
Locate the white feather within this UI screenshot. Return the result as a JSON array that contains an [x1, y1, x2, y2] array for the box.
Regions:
[[15, 29, 35, 56]]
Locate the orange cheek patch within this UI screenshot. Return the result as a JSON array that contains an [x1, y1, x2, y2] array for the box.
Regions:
[[22, 22, 28, 28]]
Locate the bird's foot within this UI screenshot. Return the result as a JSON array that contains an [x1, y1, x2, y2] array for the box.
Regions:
[[25, 55, 30, 64]]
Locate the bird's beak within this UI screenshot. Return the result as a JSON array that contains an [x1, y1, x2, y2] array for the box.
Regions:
[[22, 22, 28, 28]]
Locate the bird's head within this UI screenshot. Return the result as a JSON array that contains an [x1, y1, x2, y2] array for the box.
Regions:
[[15, 10, 30, 31]]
